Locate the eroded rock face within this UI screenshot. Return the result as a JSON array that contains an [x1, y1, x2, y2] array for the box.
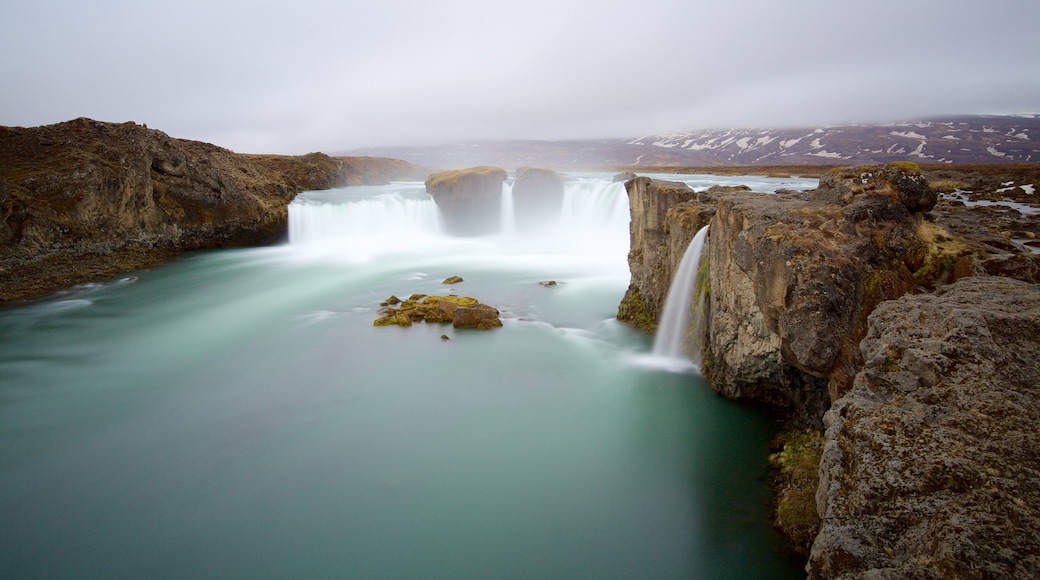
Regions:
[[809, 276, 1040, 579], [616, 177, 709, 331], [425, 166, 507, 236], [705, 167, 932, 406], [511, 167, 565, 233], [0, 117, 426, 302]]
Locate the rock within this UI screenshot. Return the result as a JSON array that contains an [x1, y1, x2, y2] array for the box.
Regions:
[[0, 117, 428, 303], [613, 172, 637, 182], [809, 276, 1040, 579], [452, 304, 503, 329], [814, 162, 936, 213], [442, 275, 464, 284], [373, 294, 501, 330], [512, 167, 565, 233], [440, 334, 451, 341], [538, 280, 558, 287], [616, 177, 712, 331], [425, 166, 507, 236], [704, 165, 937, 407]]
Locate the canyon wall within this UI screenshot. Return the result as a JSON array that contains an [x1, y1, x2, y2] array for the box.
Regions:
[[619, 164, 1040, 575], [0, 118, 426, 302]]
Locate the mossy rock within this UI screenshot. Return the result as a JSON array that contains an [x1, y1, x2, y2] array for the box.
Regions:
[[769, 429, 824, 556], [442, 275, 464, 284], [374, 293, 499, 329]]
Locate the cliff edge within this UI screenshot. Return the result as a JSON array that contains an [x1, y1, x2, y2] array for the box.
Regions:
[[0, 118, 427, 302], [810, 276, 1040, 578]]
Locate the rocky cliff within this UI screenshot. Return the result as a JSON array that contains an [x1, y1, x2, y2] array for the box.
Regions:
[[424, 166, 507, 236], [511, 167, 564, 234], [810, 276, 1040, 579], [617, 163, 1040, 574], [616, 177, 715, 331], [0, 117, 426, 302]]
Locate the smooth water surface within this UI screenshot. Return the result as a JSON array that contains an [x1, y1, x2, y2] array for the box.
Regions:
[[0, 173, 815, 578]]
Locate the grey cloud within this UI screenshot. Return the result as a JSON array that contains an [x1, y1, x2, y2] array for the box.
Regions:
[[2, 0, 1038, 153]]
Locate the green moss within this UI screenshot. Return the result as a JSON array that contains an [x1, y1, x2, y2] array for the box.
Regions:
[[887, 160, 921, 175], [616, 286, 657, 332], [695, 247, 711, 301], [769, 429, 825, 556]]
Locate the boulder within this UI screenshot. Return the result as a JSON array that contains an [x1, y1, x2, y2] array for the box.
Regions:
[[452, 304, 503, 329], [809, 276, 1040, 579], [511, 167, 565, 233], [425, 166, 507, 236]]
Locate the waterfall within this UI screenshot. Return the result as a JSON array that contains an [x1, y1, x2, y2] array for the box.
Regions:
[[651, 225, 710, 369], [287, 185, 442, 261], [500, 181, 516, 235], [285, 176, 631, 265]]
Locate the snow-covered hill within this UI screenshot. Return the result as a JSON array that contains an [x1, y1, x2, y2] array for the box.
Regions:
[[630, 115, 1040, 165], [350, 115, 1040, 168]]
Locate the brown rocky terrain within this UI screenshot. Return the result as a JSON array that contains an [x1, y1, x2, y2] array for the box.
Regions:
[[0, 118, 427, 303], [616, 162, 1040, 574], [810, 276, 1040, 579]]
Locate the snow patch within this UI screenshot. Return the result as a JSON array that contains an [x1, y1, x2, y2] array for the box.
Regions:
[[942, 135, 960, 140], [890, 131, 926, 139], [808, 150, 847, 159], [987, 146, 1007, 158]]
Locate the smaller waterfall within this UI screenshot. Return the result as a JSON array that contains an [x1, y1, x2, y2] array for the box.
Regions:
[[651, 225, 710, 370], [500, 181, 516, 235]]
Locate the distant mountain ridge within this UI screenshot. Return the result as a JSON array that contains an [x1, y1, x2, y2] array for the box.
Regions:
[[350, 115, 1040, 169]]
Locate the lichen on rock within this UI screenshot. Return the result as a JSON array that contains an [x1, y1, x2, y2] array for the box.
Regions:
[[373, 293, 501, 330], [809, 276, 1040, 579]]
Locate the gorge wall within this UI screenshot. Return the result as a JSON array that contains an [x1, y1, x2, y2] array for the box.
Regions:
[[0, 118, 427, 302], [619, 164, 1040, 576]]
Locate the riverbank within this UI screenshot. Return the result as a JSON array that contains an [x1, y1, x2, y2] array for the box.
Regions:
[[0, 118, 430, 304]]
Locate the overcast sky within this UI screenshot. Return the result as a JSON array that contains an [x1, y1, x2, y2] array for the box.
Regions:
[[2, 0, 1038, 154]]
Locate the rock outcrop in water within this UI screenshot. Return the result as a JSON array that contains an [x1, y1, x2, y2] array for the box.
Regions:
[[375, 294, 502, 330], [810, 276, 1040, 579], [0, 117, 428, 303], [425, 166, 507, 236], [618, 163, 1040, 575], [512, 167, 565, 233]]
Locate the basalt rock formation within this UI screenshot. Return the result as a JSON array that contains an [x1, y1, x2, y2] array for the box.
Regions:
[[0, 117, 426, 303], [511, 167, 564, 233], [425, 166, 507, 236], [707, 165, 935, 410], [616, 177, 715, 331], [810, 276, 1040, 579], [618, 163, 1040, 575]]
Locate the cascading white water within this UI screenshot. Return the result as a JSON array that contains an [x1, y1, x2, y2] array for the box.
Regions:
[[287, 175, 631, 269], [287, 185, 442, 261], [651, 225, 710, 369], [500, 181, 516, 236]]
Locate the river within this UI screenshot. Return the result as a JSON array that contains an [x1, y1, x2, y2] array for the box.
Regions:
[[0, 172, 816, 578]]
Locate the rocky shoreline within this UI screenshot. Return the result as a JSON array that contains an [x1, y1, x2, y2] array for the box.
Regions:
[[0, 118, 428, 303], [619, 162, 1040, 577]]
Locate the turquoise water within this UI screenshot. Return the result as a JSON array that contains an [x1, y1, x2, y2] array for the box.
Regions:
[[0, 174, 811, 578]]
